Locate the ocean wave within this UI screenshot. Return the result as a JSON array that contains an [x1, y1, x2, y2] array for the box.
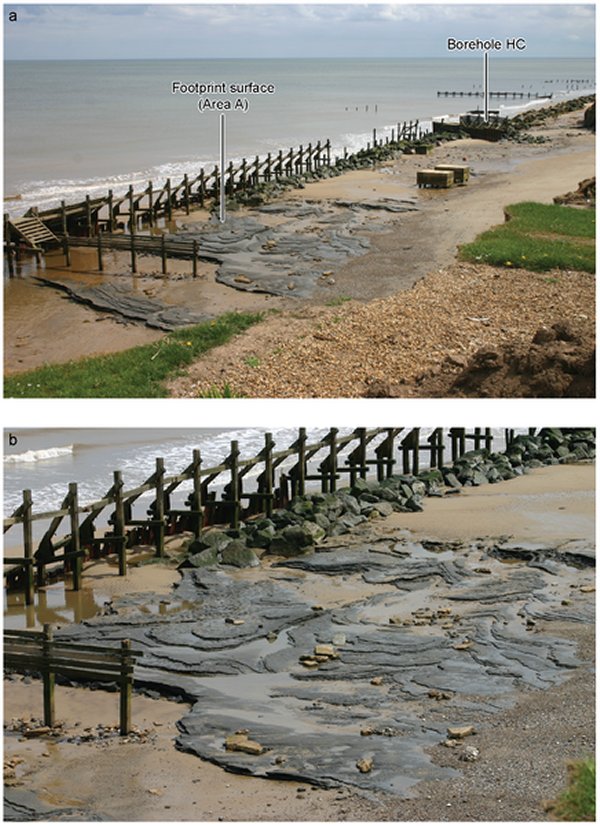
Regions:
[[4, 445, 74, 464]]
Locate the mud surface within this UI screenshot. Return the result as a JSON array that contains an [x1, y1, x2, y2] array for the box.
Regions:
[[51, 531, 594, 797]]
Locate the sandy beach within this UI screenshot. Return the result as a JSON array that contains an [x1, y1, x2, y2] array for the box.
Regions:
[[4, 461, 595, 821], [4, 105, 594, 385]]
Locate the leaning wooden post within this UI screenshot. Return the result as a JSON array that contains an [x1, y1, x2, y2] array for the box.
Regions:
[[68, 482, 82, 592], [97, 231, 104, 272], [229, 440, 240, 530], [192, 240, 198, 278], [119, 639, 132, 736], [154, 458, 165, 558], [113, 471, 126, 576], [42, 624, 55, 727], [191, 449, 203, 538], [22, 489, 34, 606]]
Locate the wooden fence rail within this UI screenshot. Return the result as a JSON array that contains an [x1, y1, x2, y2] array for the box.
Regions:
[[4, 427, 533, 603], [4, 625, 141, 734]]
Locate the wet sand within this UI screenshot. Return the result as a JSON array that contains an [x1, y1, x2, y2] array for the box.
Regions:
[[3, 462, 595, 821]]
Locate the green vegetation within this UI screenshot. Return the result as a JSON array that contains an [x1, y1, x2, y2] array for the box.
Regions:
[[198, 384, 244, 398], [325, 295, 352, 307], [4, 312, 261, 399], [459, 202, 595, 273], [244, 355, 261, 368], [550, 758, 595, 821]]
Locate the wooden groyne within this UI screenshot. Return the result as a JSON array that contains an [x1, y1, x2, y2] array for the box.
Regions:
[[4, 426, 525, 604], [437, 90, 551, 100]]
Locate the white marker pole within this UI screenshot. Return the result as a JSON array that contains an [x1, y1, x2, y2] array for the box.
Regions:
[[483, 51, 490, 122], [219, 113, 226, 223]]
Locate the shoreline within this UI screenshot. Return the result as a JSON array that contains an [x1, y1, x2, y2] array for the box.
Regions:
[[3, 459, 595, 821]]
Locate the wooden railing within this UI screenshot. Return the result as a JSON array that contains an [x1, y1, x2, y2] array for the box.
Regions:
[[4, 625, 141, 734]]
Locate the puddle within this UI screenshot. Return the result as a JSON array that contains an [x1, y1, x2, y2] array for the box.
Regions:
[[4, 580, 109, 630]]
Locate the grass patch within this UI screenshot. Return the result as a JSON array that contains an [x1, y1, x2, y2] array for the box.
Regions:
[[244, 355, 261, 368], [325, 295, 352, 307], [459, 201, 595, 273], [198, 383, 244, 398], [549, 758, 595, 821], [4, 311, 262, 398]]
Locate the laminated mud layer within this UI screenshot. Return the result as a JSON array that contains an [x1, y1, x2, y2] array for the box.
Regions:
[[54, 532, 595, 796]]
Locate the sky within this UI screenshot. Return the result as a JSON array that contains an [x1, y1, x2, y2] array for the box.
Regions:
[[3, 3, 596, 60]]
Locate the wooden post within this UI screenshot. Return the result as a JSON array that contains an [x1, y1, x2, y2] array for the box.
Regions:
[[107, 189, 114, 231], [199, 169, 205, 206], [191, 449, 203, 538], [192, 240, 198, 278], [373, 128, 377, 148], [113, 471, 126, 576], [85, 195, 92, 237], [328, 428, 339, 492], [307, 143, 312, 171], [298, 145, 304, 174], [484, 428, 493, 452], [263, 433, 274, 517], [58, 200, 68, 241], [161, 234, 167, 275], [128, 186, 135, 235], [23, 489, 34, 606], [254, 155, 260, 184], [119, 640, 132, 735], [241, 158, 247, 190], [166, 178, 172, 221], [97, 232, 104, 272], [315, 141, 321, 168], [42, 624, 55, 727], [297, 427, 307, 496], [68, 482, 82, 591], [184, 174, 190, 214], [130, 232, 137, 274], [154, 458, 165, 557], [266, 153, 272, 181], [326, 139, 331, 166], [147, 181, 154, 227], [276, 150, 283, 179], [229, 440, 240, 530], [62, 234, 71, 267], [5, 215, 15, 277], [227, 161, 234, 194]]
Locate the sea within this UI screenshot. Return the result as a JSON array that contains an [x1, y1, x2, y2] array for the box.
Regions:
[[4, 57, 594, 216]]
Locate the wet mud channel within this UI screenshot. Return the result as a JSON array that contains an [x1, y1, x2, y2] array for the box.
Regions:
[[50, 529, 595, 797]]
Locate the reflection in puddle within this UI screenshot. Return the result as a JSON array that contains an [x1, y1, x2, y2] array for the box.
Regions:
[[4, 580, 108, 630]]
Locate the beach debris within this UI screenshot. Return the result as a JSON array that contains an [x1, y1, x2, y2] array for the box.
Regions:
[[314, 643, 337, 658], [360, 726, 374, 737], [459, 745, 480, 762], [370, 676, 384, 686], [428, 688, 453, 701], [452, 640, 473, 651], [147, 788, 162, 796], [447, 725, 476, 740], [225, 731, 267, 756], [234, 274, 253, 284], [580, 585, 595, 593], [356, 757, 374, 773], [225, 617, 245, 625]]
